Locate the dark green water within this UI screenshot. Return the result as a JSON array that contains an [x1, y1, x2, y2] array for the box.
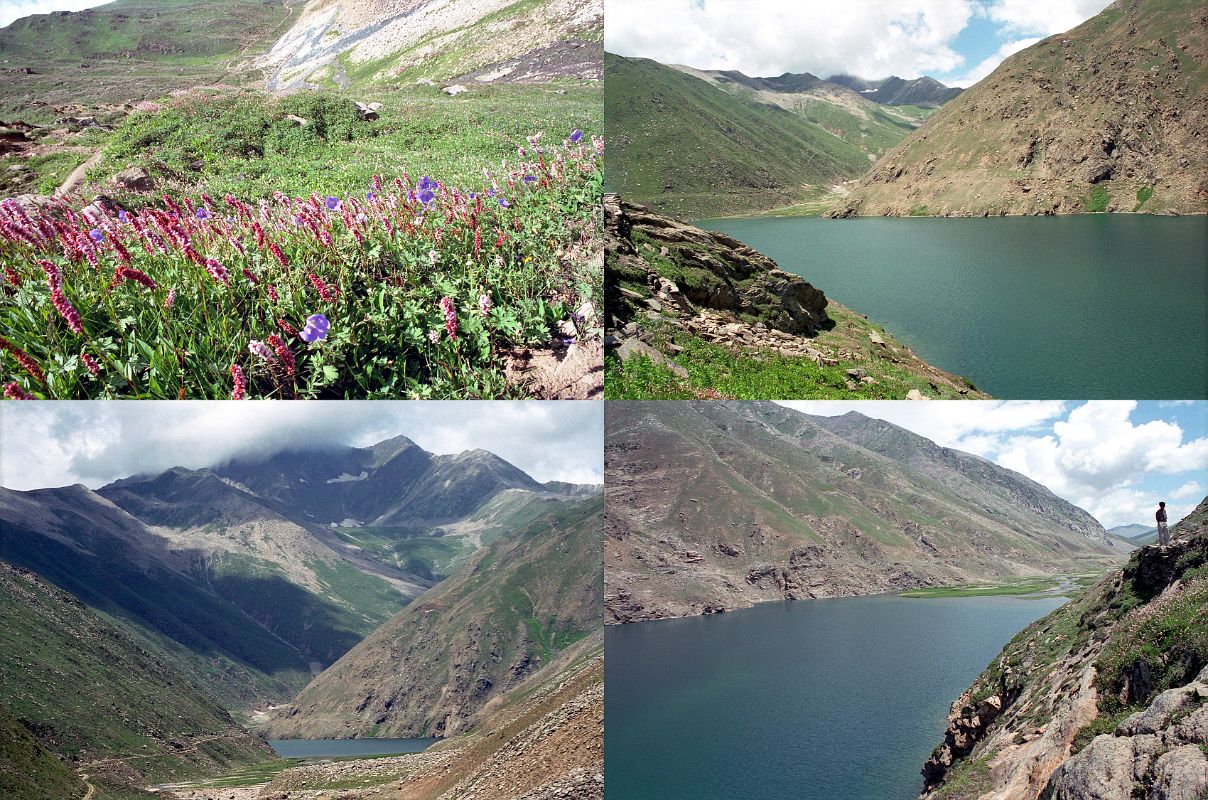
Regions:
[[697, 215, 1207, 398], [267, 738, 437, 758], [604, 594, 1065, 800]]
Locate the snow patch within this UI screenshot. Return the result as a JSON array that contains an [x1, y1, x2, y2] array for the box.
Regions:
[[326, 471, 369, 484]]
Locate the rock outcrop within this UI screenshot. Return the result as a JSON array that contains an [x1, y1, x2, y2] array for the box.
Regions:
[[604, 194, 989, 398], [921, 495, 1208, 800]]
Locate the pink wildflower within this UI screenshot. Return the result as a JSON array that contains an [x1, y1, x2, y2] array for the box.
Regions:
[[81, 352, 101, 376], [0, 335, 45, 383], [267, 335, 295, 375], [440, 296, 458, 340], [204, 258, 230, 285], [3, 382, 33, 400], [230, 363, 247, 400]]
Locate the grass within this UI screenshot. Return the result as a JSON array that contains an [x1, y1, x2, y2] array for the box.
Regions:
[[0, 90, 602, 399], [0, 151, 89, 196], [1084, 185, 1111, 213], [604, 312, 978, 400], [901, 576, 1069, 598], [605, 53, 874, 218]]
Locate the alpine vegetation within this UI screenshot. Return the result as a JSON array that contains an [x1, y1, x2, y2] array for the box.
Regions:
[[0, 132, 603, 399]]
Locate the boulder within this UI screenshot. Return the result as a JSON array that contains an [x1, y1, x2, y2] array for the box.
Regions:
[[111, 166, 154, 192], [615, 339, 687, 378], [1151, 745, 1208, 800], [443, 84, 468, 96]]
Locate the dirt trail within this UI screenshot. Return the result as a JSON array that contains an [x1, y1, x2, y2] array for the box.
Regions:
[[79, 772, 96, 800]]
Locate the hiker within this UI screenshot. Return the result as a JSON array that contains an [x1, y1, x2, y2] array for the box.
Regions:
[[1156, 502, 1169, 546]]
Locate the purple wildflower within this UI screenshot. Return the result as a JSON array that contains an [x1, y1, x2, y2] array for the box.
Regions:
[[325, 196, 342, 211], [569, 129, 583, 143], [299, 313, 330, 343], [89, 228, 104, 243], [195, 208, 211, 220], [498, 198, 510, 208], [418, 189, 435, 206]]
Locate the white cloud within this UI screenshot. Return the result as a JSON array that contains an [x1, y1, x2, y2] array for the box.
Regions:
[[606, 0, 975, 79], [949, 36, 1039, 87], [0, 0, 108, 28], [982, 0, 1113, 37], [775, 400, 1207, 530], [0, 401, 604, 490]]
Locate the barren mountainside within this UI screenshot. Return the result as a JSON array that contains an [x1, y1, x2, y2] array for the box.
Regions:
[[262, 0, 603, 90], [921, 495, 1208, 800], [605, 401, 1126, 623], [266, 494, 602, 739], [831, 0, 1208, 217]]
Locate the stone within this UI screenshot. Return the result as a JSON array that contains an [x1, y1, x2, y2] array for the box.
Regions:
[[906, 389, 930, 400], [616, 339, 688, 378], [283, 114, 309, 127], [443, 84, 468, 96], [1151, 745, 1208, 800], [416, 77, 435, 86], [846, 368, 867, 380], [354, 102, 378, 121], [1044, 735, 1139, 800], [869, 331, 886, 346], [1117, 686, 1196, 735], [111, 166, 153, 191]]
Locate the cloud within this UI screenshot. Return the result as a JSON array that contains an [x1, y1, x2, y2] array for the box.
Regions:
[[0, 401, 604, 490], [606, 0, 975, 79], [982, 0, 1114, 37], [949, 36, 1039, 87], [775, 400, 1207, 530], [1, 0, 108, 28]]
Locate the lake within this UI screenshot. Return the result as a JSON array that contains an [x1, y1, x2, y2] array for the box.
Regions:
[[267, 738, 439, 758], [604, 593, 1066, 800], [697, 215, 1207, 398]]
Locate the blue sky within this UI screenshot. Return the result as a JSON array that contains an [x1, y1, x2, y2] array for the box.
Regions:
[[607, 0, 1114, 86], [777, 401, 1207, 529], [1, 0, 110, 28]]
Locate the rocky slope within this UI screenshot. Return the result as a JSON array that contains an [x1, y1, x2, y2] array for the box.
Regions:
[[261, 0, 602, 90], [604, 401, 1127, 623], [0, 561, 274, 795], [265, 494, 602, 739], [831, 0, 1208, 217], [604, 194, 989, 399], [255, 634, 603, 800], [921, 494, 1208, 800]]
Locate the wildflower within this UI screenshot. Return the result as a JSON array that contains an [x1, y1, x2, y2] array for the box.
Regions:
[[277, 318, 299, 337], [230, 363, 247, 400], [418, 176, 435, 192], [267, 334, 295, 375], [498, 198, 510, 208], [118, 210, 129, 222], [568, 129, 583, 144], [523, 175, 537, 184], [440, 296, 458, 340], [299, 313, 330, 343], [428, 249, 439, 267], [268, 241, 289, 268], [115, 266, 157, 290], [204, 258, 230, 285], [248, 340, 275, 361], [195, 208, 211, 221], [3, 382, 33, 400], [81, 352, 101, 376], [267, 284, 278, 303], [418, 189, 435, 206], [3, 266, 20, 286], [367, 192, 375, 202], [308, 273, 337, 302], [0, 335, 45, 383], [479, 293, 492, 317], [242, 268, 259, 285], [164, 288, 176, 309], [50, 288, 86, 334], [89, 228, 104, 243], [325, 196, 342, 211], [428, 330, 441, 344]]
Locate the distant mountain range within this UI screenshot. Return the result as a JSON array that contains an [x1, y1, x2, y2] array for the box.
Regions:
[[1109, 522, 1160, 545], [605, 53, 958, 218], [830, 0, 1207, 217], [0, 436, 596, 714], [606, 401, 1127, 623]]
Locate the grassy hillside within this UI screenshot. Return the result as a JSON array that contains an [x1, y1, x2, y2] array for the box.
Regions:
[[832, 0, 1208, 217], [605, 53, 872, 218], [266, 495, 603, 738], [0, 704, 89, 800], [0, 0, 299, 120], [0, 561, 274, 793]]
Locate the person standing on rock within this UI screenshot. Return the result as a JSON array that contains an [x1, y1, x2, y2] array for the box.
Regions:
[[1156, 502, 1169, 546]]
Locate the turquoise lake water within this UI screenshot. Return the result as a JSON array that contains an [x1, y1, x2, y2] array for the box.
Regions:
[[697, 215, 1207, 398], [604, 593, 1066, 799], [267, 738, 438, 758]]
